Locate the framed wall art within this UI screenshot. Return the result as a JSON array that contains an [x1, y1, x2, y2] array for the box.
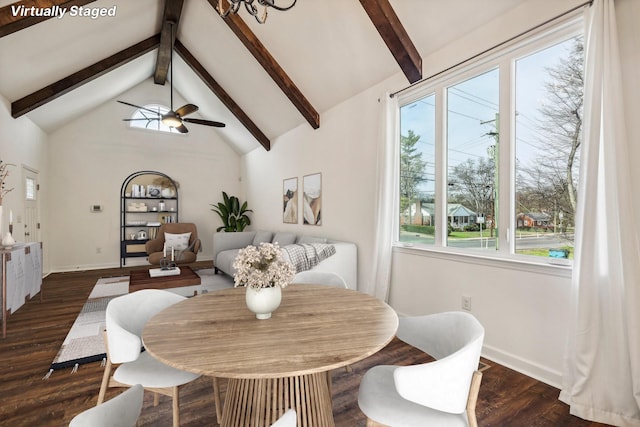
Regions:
[[283, 177, 298, 224], [303, 172, 322, 225]]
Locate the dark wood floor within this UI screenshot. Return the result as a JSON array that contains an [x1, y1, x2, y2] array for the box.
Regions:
[[0, 262, 611, 427]]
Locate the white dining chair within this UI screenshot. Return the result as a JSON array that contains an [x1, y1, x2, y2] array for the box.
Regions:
[[70, 384, 143, 427], [98, 289, 204, 427], [358, 311, 485, 427], [291, 271, 348, 288], [292, 270, 351, 385], [271, 409, 297, 427]]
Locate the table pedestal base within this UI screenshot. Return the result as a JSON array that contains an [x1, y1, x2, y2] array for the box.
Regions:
[[222, 372, 335, 427]]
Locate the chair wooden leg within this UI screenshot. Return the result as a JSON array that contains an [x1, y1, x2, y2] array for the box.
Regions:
[[466, 370, 483, 427], [366, 418, 389, 427], [172, 386, 180, 427], [97, 358, 112, 405], [213, 377, 223, 424], [154, 392, 160, 407]]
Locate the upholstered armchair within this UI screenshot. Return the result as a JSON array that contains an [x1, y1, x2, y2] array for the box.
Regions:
[[145, 223, 201, 265]]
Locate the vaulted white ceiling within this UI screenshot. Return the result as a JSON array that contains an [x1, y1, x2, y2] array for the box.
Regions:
[[0, 0, 532, 154]]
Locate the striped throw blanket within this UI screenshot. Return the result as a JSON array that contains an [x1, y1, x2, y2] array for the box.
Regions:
[[282, 243, 336, 273]]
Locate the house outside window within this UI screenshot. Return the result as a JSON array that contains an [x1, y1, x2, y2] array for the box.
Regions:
[[128, 104, 181, 134], [397, 18, 583, 264]]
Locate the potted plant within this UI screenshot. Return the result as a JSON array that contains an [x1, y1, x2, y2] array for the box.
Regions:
[[211, 191, 253, 232]]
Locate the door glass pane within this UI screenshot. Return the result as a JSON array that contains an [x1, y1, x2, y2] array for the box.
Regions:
[[514, 37, 583, 259], [399, 94, 436, 245], [446, 69, 499, 250], [25, 177, 36, 200]]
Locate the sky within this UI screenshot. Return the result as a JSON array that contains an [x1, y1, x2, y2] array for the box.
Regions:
[[400, 36, 579, 202]]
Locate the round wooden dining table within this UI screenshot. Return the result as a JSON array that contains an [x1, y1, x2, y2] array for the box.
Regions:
[[142, 284, 398, 427]]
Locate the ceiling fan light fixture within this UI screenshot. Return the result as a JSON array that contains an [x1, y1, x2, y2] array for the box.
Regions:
[[218, 0, 296, 24], [161, 112, 183, 128]]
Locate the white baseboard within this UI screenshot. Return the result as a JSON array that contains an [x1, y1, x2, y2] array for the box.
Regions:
[[482, 343, 563, 389], [389, 311, 563, 388]]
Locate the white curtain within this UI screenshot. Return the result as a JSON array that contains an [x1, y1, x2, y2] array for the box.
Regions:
[[559, 1, 640, 425], [369, 93, 399, 300]]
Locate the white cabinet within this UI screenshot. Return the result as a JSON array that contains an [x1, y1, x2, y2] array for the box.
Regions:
[[1, 242, 43, 337]]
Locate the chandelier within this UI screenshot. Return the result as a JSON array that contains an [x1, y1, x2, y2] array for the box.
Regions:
[[218, 0, 296, 24]]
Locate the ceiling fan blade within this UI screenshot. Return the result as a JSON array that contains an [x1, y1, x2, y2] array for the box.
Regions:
[[117, 100, 161, 115], [175, 123, 189, 134], [175, 104, 198, 118], [183, 118, 226, 128], [122, 118, 159, 121]]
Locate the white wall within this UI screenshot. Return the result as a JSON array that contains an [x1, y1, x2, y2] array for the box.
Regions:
[[243, 74, 404, 292], [47, 79, 242, 272], [242, 0, 640, 388], [0, 95, 50, 272]]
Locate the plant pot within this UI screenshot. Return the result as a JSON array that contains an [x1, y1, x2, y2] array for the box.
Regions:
[[245, 286, 282, 320]]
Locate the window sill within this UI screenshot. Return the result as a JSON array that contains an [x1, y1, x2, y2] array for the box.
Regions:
[[392, 243, 572, 279]]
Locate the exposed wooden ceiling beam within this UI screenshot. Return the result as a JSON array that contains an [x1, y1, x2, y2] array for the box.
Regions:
[[154, 0, 184, 85], [209, 0, 320, 130], [11, 34, 160, 118], [359, 0, 422, 83], [174, 39, 271, 151], [0, 0, 97, 38]]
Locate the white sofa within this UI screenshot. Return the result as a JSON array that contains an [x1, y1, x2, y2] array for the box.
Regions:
[[212, 231, 358, 290]]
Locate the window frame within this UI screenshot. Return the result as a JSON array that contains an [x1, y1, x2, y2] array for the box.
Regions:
[[127, 103, 184, 135], [394, 14, 583, 270]]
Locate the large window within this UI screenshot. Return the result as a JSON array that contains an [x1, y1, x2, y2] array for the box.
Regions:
[[397, 21, 583, 264]]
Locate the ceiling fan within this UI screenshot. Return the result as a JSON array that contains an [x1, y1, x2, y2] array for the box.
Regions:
[[118, 22, 225, 134]]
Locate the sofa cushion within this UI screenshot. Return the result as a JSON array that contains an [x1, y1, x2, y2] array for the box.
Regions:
[[297, 235, 328, 244], [253, 231, 274, 246], [272, 232, 297, 246]]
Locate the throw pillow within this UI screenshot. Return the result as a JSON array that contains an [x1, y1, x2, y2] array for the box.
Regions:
[[272, 232, 297, 246], [165, 232, 191, 251], [253, 231, 274, 246]]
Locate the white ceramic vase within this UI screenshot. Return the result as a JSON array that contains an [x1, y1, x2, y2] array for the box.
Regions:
[[2, 232, 15, 247], [245, 286, 282, 320]]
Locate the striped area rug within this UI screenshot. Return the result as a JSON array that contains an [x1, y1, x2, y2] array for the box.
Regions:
[[44, 269, 233, 378]]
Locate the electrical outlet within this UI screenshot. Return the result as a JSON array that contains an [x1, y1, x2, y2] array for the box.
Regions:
[[462, 295, 472, 311]]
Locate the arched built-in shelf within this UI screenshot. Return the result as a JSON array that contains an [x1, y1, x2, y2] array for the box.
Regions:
[[120, 171, 179, 267]]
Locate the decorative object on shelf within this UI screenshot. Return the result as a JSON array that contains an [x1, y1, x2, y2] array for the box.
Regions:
[[283, 177, 298, 224], [216, 0, 296, 24], [303, 172, 322, 226], [158, 200, 166, 211], [131, 184, 146, 198], [233, 242, 295, 319], [161, 187, 175, 198], [146, 185, 161, 197], [211, 191, 252, 232], [136, 230, 147, 240], [128, 202, 148, 212]]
